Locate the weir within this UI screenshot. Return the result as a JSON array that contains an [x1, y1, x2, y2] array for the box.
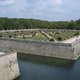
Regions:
[[0, 37, 80, 60]]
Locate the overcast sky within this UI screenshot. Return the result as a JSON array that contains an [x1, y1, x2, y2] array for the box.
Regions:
[[0, 0, 80, 21]]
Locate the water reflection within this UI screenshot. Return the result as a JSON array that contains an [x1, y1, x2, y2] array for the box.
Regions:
[[17, 53, 75, 68], [14, 53, 80, 80]]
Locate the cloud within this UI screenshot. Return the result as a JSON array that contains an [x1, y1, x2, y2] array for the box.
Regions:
[[0, 0, 65, 15], [12, 0, 27, 11], [0, 0, 15, 5], [55, 0, 62, 5], [30, 0, 65, 15], [0, 0, 80, 21], [49, 0, 62, 6], [0, 0, 27, 14]]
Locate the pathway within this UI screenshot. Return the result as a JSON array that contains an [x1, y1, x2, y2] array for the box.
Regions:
[[61, 36, 80, 43], [39, 30, 57, 42]]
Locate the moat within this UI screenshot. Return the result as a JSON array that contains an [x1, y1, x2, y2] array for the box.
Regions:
[[15, 53, 80, 80]]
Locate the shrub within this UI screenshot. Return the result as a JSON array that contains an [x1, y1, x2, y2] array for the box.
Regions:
[[75, 32, 79, 36], [9, 35, 12, 38], [50, 38, 54, 41], [57, 37, 62, 41], [0, 35, 2, 37]]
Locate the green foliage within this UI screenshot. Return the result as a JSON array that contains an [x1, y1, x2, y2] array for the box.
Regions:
[[9, 35, 12, 38], [0, 17, 80, 30], [0, 24, 4, 30], [22, 35, 25, 39], [57, 37, 62, 41], [67, 21, 76, 29], [74, 32, 79, 36], [32, 31, 37, 37], [0, 29, 80, 41], [49, 38, 54, 41], [23, 36, 46, 40], [0, 34, 2, 37]]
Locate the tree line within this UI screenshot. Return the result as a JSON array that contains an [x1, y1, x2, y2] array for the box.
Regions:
[[0, 17, 80, 30]]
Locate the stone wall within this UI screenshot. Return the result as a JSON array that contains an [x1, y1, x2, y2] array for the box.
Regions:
[[0, 51, 20, 80], [0, 37, 79, 60], [72, 40, 80, 57]]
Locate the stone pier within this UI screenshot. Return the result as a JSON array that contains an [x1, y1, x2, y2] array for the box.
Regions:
[[0, 50, 20, 80]]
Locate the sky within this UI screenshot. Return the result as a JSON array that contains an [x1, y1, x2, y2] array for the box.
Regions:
[[0, 0, 80, 21]]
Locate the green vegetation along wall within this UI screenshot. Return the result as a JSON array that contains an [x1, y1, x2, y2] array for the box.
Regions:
[[0, 17, 80, 30]]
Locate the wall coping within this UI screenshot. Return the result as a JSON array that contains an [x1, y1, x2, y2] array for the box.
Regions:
[[71, 39, 80, 46], [0, 37, 72, 47], [0, 49, 16, 57]]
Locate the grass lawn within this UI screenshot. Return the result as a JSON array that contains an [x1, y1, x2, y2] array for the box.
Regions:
[[19, 35, 46, 40], [54, 34, 66, 41]]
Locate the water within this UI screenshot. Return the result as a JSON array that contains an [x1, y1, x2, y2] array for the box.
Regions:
[[15, 53, 80, 80]]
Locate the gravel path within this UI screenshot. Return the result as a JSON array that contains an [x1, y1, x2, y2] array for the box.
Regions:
[[62, 36, 80, 43], [0, 52, 5, 55]]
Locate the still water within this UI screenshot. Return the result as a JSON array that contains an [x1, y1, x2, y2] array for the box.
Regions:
[[15, 53, 80, 80]]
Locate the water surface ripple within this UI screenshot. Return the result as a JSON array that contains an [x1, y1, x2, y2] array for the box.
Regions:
[[15, 53, 80, 80]]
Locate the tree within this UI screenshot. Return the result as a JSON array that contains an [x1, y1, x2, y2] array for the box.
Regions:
[[0, 24, 4, 30], [0, 17, 79, 30], [67, 22, 76, 29]]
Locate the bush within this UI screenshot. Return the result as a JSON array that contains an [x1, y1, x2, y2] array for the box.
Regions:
[[0, 35, 2, 37], [57, 37, 62, 41], [50, 38, 54, 41], [75, 32, 79, 36], [9, 35, 12, 38]]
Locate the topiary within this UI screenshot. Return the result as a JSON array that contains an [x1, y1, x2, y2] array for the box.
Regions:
[[49, 38, 54, 41]]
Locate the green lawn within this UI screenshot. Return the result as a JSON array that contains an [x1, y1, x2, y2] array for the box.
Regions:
[[19, 35, 46, 40]]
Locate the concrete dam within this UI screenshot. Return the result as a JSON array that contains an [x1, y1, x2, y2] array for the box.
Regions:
[[0, 37, 80, 60]]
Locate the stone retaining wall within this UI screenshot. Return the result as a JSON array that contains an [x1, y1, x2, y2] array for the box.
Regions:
[[0, 37, 79, 60]]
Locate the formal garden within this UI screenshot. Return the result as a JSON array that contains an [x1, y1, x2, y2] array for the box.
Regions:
[[0, 29, 80, 41]]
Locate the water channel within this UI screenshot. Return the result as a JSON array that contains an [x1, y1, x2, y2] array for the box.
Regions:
[[15, 53, 80, 80]]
